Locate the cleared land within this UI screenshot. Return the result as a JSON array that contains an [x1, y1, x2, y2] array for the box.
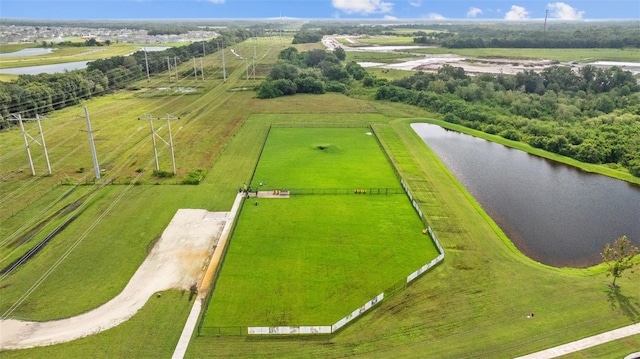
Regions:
[[202, 127, 439, 329]]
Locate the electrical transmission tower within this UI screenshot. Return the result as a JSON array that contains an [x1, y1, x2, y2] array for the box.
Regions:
[[166, 56, 179, 82], [218, 40, 227, 83], [9, 114, 52, 176], [138, 114, 180, 174]]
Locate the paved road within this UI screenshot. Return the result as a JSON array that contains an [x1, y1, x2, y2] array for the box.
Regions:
[[515, 322, 640, 358]]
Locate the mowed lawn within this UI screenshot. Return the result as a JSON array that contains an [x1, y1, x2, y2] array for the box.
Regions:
[[251, 127, 400, 189], [202, 127, 440, 328]]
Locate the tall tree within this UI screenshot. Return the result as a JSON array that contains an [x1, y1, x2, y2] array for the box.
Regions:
[[601, 235, 639, 288]]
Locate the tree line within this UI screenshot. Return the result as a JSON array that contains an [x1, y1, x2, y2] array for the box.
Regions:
[[0, 29, 254, 130], [373, 65, 640, 176], [255, 46, 372, 98], [414, 22, 640, 48]]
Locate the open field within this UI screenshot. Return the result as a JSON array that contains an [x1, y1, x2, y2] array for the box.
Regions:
[[355, 36, 416, 46], [204, 194, 438, 327], [250, 127, 400, 189], [202, 126, 438, 328], [409, 46, 640, 63], [1, 36, 639, 358], [345, 50, 421, 64]]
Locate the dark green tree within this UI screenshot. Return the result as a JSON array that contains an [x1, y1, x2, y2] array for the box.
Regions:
[[601, 236, 639, 288]]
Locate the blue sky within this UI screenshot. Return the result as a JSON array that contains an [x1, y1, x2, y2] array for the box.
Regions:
[[1, 0, 639, 20]]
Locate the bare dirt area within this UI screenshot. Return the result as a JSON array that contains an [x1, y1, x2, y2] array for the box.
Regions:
[[325, 35, 640, 76], [0, 208, 230, 350]]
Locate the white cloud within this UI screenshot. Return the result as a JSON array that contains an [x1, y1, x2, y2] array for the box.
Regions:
[[547, 2, 585, 20], [505, 5, 529, 20], [332, 0, 394, 14], [207, 0, 225, 3], [409, 1, 421, 7], [384, 15, 399, 20], [467, 7, 483, 17], [426, 12, 446, 20]]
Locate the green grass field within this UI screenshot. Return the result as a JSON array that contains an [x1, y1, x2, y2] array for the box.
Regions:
[[202, 126, 439, 329], [251, 127, 400, 189], [355, 36, 417, 46], [345, 51, 421, 64], [409, 46, 640, 62]]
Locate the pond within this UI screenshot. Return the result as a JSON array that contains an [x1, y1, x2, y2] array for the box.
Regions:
[[412, 123, 640, 268], [0, 46, 172, 75], [0, 61, 90, 75], [0, 48, 54, 58]]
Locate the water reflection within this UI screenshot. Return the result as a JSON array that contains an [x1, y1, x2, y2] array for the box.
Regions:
[[412, 123, 640, 267]]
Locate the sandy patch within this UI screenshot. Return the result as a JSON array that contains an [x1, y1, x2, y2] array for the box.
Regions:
[[0, 208, 229, 350]]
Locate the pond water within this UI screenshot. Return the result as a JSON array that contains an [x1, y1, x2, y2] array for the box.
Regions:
[[0, 61, 90, 75], [412, 123, 640, 267], [0, 48, 54, 58], [0, 46, 172, 75]]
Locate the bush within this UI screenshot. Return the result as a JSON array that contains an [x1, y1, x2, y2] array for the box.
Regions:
[[153, 170, 175, 178], [326, 81, 349, 95], [183, 169, 205, 185]]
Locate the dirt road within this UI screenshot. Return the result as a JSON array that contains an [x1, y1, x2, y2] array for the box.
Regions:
[[0, 208, 229, 350]]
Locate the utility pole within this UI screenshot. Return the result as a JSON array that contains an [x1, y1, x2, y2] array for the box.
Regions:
[[221, 40, 227, 83], [10, 113, 52, 176], [144, 47, 150, 82], [174, 56, 179, 81], [200, 57, 205, 81], [167, 57, 172, 82], [83, 106, 101, 180], [544, 9, 549, 32], [193, 57, 198, 81], [253, 37, 257, 80], [138, 114, 180, 174], [245, 57, 249, 80]]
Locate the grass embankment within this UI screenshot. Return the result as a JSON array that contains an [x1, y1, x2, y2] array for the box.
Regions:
[[410, 47, 640, 62], [203, 126, 438, 328], [0, 43, 177, 69]]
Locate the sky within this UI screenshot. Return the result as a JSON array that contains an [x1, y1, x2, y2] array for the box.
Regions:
[[0, 0, 639, 21]]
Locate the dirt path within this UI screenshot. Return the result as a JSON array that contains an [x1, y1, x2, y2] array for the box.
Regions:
[[0, 208, 229, 350]]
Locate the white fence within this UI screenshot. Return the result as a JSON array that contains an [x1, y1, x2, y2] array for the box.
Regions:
[[246, 176, 444, 336]]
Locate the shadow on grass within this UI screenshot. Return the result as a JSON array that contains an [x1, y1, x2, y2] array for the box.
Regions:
[[606, 286, 640, 321]]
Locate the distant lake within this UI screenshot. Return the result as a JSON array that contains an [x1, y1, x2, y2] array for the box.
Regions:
[[412, 123, 640, 268], [0, 61, 90, 75], [0, 48, 54, 58], [0, 46, 171, 75]]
